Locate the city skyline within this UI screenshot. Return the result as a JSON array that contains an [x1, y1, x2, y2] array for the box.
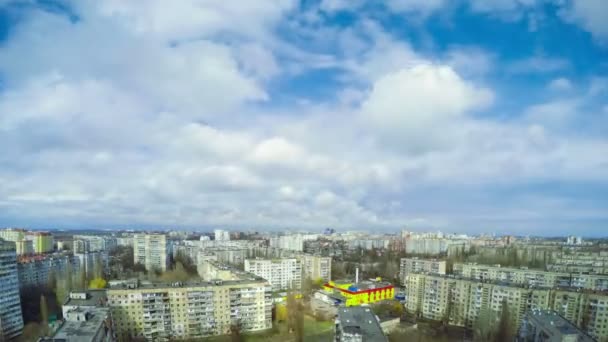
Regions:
[[0, 1, 607, 235]]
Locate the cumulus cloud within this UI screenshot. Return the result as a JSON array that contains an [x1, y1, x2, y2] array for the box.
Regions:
[[0, 0, 607, 233]]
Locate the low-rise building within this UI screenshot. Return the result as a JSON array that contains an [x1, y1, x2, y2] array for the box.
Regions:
[[519, 310, 594, 342], [39, 290, 114, 342], [334, 306, 388, 342]]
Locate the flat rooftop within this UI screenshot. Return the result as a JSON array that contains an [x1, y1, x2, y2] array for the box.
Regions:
[[527, 310, 595, 341], [64, 290, 107, 307], [337, 306, 388, 342], [52, 307, 109, 341], [108, 277, 268, 290]]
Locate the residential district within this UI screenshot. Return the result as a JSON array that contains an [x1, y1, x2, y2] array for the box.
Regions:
[[0, 228, 607, 341]]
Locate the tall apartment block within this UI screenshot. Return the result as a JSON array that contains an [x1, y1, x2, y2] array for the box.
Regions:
[[245, 258, 302, 291], [399, 258, 446, 285], [404, 273, 608, 341], [133, 234, 169, 272], [18, 252, 81, 288], [107, 277, 272, 340], [0, 239, 24, 339], [301, 255, 332, 282], [213, 229, 230, 241], [0, 228, 33, 255], [456, 263, 608, 290]]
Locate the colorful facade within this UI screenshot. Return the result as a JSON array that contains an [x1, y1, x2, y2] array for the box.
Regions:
[[323, 279, 395, 306]]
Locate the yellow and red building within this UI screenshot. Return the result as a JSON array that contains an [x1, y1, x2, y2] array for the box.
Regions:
[[323, 278, 395, 306]]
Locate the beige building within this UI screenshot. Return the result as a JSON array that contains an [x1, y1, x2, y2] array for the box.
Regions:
[[404, 273, 608, 341], [107, 277, 272, 341], [300, 254, 332, 282], [133, 234, 169, 272], [456, 263, 608, 291], [399, 258, 446, 285]]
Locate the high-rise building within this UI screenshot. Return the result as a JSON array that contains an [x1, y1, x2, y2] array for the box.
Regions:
[[399, 258, 446, 285], [17, 252, 81, 288], [27, 231, 54, 254], [269, 234, 317, 252], [108, 278, 272, 340], [0, 228, 32, 255], [133, 233, 169, 272], [245, 258, 302, 291], [0, 239, 24, 339], [404, 272, 608, 341], [456, 263, 608, 290], [213, 229, 230, 241], [301, 255, 332, 282]]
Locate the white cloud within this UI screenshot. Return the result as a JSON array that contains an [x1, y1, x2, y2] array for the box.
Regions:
[[548, 77, 573, 91], [507, 55, 570, 74], [386, 0, 446, 14], [360, 64, 494, 151], [561, 0, 608, 41]]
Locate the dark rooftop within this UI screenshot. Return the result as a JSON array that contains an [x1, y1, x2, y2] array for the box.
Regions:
[[337, 306, 388, 342]]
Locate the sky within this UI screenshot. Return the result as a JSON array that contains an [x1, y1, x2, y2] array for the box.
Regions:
[[0, 0, 607, 236]]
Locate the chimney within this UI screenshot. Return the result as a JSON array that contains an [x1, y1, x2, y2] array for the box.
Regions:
[[356, 267, 359, 283]]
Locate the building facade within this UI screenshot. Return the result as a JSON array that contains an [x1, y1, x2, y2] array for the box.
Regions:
[[399, 258, 446, 285], [133, 234, 169, 272], [0, 239, 24, 339], [245, 258, 302, 291], [301, 255, 332, 282], [107, 278, 272, 340], [18, 252, 81, 288], [404, 273, 608, 341], [456, 263, 608, 291], [213, 229, 230, 241]]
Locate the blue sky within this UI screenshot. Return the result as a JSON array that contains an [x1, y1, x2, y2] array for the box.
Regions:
[[0, 0, 607, 236]]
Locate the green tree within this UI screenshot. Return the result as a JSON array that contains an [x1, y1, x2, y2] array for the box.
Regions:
[[496, 299, 513, 342], [47, 269, 57, 292], [40, 294, 49, 336], [79, 266, 87, 290], [286, 291, 304, 342]]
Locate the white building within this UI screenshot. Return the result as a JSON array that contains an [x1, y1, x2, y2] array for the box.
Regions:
[[270, 234, 318, 252], [245, 258, 302, 291], [566, 236, 583, 245], [214, 229, 231, 241], [133, 233, 170, 272], [399, 258, 446, 285], [0, 239, 24, 339]]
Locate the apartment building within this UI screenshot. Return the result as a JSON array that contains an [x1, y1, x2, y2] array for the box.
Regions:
[[18, 252, 81, 288], [245, 258, 302, 291], [270, 234, 317, 252], [456, 263, 608, 290], [107, 277, 272, 340], [73, 235, 117, 253], [0, 228, 33, 255], [404, 273, 608, 341], [213, 229, 230, 241], [28, 231, 54, 254], [133, 234, 169, 272], [399, 258, 446, 285], [0, 239, 24, 340], [301, 254, 332, 282], [198, 260, 244, 281]]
